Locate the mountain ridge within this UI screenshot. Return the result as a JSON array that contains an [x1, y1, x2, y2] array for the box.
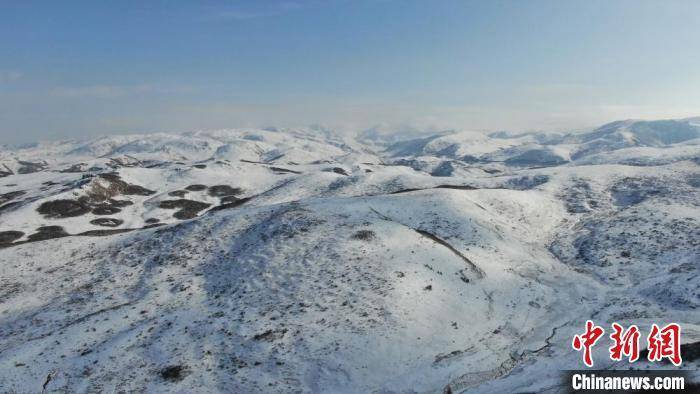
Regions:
[[1, 117, 699, 392]]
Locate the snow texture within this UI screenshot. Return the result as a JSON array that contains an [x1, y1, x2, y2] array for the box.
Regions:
[[1, 119, 699, 392]]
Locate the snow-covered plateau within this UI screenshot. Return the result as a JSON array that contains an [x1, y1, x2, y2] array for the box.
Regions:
[[1, 118, 699, 392]]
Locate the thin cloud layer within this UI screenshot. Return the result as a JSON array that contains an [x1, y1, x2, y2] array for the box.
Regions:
[[49, 85, 154, 99], [0, 71, 22, 83]]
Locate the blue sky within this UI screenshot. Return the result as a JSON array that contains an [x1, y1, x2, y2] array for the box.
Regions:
[[1, 0, 699, 143]]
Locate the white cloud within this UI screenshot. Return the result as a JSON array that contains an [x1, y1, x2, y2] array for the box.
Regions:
[[0, 71, 23, 83], [49, 84, 153, 98], [210, 1, 349, 20], [214, 2, 301, 20]]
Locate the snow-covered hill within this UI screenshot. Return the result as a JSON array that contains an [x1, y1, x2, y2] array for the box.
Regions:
[[1, 119, 699, 392]]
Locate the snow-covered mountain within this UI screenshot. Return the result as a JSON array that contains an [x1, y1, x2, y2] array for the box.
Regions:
[[1, 118, 699, 392]]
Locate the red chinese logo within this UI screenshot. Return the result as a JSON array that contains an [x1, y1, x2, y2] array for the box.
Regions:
[[609, 323, 640, 362], [647, 323, 682, 366], [572, 320, 605, 367], [572, 321, 682, 367]]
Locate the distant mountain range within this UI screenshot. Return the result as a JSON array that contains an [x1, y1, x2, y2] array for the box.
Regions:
[[1, 117, 699, 392]]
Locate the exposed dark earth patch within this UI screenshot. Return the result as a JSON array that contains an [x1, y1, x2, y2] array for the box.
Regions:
[[77, 228, 134, 237], [221, 195, 245, 204], [37, 199, 91, 219], [207, 185, 243, 197], [351, 230, 376, 241], [17, 160, 48, 174], [505, 175, 550, 190], [107, 199, 133, 208], [27, 226, 69, 242], [220, 195, 239, 204], [264, 152, 286, 162], [252, 328, 287, 342], [434, 349, 465, 365], [434, 143, 460, 158], [0, 199, 37, 216], [0, 231, 24, 244], [91, 205, 122, 215], [431, 161, 456, 177], [0, 190, 26, 204], [611, 177, 667, 207], [93, 173, 156, 197], [389, 187, 429, 195], [105, 157, 145, 169], [0, 167, 13, 177], [388, 184, 479, 195], [145, 218, 160, 224], [562, 179, 599, 213], [504, 149, 567, 167], [168, 190, 189, 197], [36, 177, 138, 219], [324, 167, 349, 176], [209, 197, 252, 212], [270, 166, 302, 174], [160, 365, 188, 382], [239, 160, 303, 174], [435, 184, 477, 191], [193, 164, 207, 169], [90, 218, 124, 227], [159, 199, 211, 219], [1, 222, 167, 247], [460, 154, 482, 163], [681, 341, 700, 362], [389, 158, 430, 172], [184, 184, 207, 192]]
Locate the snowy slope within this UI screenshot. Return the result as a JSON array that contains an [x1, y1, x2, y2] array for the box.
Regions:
[[1, 120, 699, 392]]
